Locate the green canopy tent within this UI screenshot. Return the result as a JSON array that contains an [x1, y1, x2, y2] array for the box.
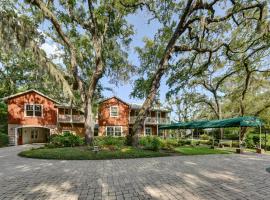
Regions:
[[159, 116, 263, 149]]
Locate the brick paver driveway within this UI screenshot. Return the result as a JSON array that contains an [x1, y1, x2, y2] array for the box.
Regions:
[[1, 145, 270, 200]]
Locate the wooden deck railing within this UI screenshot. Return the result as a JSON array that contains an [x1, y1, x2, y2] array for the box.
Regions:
[[129, 116, 170, 124], [58, 114, 85, 123]]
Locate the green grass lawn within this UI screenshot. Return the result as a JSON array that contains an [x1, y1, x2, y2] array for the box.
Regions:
[[18, 146, 170, 160], [19, 145, 237, 160], [174, 146, 232, 155]]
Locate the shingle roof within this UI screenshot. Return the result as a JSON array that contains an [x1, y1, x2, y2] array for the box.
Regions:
[[2, 89, 59, 104], [100, 96, 171, 112]]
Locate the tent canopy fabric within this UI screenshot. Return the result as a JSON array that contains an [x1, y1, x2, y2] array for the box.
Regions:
[[159, 116, 262, 130]]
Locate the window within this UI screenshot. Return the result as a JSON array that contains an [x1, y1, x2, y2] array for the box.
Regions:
[[35, 105, 42, 117], [115, 127, 122, 136], [26, 105, 34, 116], [106, 127, 114, 136], [110, 106, 118, 117], [31, 129, 38, 139], [145, 127, 152, 136], [25, 104, 43, 117], [106, 126, 122, 136]]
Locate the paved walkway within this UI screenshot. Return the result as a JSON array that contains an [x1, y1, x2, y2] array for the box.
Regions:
[[1, 145, 270, 200]]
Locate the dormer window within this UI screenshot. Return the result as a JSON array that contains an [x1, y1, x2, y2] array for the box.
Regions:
[[25, 104, 42, 117], [110, 106, 119, 117]]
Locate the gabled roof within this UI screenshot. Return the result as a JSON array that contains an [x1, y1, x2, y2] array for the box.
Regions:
[[2, 89, 59, 104], [99, 96, 130, 106], [99, 96, 171, 112]]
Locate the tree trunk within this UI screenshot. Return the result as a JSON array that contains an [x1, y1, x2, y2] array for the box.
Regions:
[[84, 97, 95, 145], [84, 37, 104, 145], [130, 0, 194, 146]]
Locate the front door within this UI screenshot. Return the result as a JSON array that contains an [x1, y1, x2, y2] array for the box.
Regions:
[[17, 129, 23, 145]]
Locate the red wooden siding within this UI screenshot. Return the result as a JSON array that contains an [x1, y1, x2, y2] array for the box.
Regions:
[[7, 91, 57, 126], [98, 97, 129, 136]]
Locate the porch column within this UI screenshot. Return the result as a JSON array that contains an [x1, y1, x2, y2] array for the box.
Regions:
[[15, 127, 18, 146], [259, 125, 262, 149]]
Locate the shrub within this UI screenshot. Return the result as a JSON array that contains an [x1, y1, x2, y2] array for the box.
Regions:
[[125, 134, 132, 146], [139, 136, 162, 151], [245, 135, 254, 148], [191, 140, 200, 146], [151, 137, 161, 151], [0, 133, 8, 147], [198, 140, 211, 145], [161, 138, 178, 150], [44, 143, 57, 148], [224, 133, 239, 140], [139, 136, 151, 146], [252, 135, 260, 146], [94, 136, 126, 148], [178, 139, 191, 146], [232, 141, 239, 147], [200, 134, 210, 140], [50, 132, 84, 147]]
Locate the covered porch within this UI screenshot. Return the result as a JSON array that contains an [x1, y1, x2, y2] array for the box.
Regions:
[[16, 127, 50, 145]]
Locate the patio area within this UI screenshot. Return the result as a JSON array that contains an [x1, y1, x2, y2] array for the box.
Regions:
[[1, 145, 270, 200]]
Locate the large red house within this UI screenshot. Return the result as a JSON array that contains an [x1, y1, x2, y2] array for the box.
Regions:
[[3, 90, 170, 145]]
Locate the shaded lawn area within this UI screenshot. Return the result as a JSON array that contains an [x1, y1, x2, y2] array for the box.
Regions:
[[174, 146, 232, 155], [18, 146, 170, 160], [19, 145, 235, 160], [221, 147, 270, 155]]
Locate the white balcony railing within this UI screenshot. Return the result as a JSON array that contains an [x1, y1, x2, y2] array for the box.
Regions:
[[58, 114, 85, 123], [129, 116, 170, 124]]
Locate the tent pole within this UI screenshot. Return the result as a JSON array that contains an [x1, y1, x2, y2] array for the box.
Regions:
[[265, 129, 267, 152], [239, 126, 241, 149], [212, 130, 214, 148], [192, 129, 194, 145], [259, 125, 262, 149]]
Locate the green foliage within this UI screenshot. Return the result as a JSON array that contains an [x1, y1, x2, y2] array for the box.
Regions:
[[125, 134, 133, 146], [200, 134, 210, 140], [161, 138, 179, 150], [0, 133, 8, 147], [130, 77, 154, 99], [232, 141, 240, 148], [252, 135, 260, 146], [139, 136, 162, 151], [49, 132, 84, 147], [0, 102, 7, 134], [174, 146, 231, 155], [19, 146, 169, 160], [178, 139, 191, 146], [245, 135, 254, 148], [93, 136, 126, 149], [151, 137, 161, 151], [224, 132, 239, 140]]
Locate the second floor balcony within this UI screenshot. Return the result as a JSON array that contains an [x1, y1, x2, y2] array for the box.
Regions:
[[58, 114, 85, 123], [129, 116, 170, 125]]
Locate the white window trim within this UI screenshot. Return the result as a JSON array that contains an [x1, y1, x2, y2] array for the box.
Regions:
[[62, 130, 75, 135], [110, 106, 119, 117], [24, 104, 43, 118], [106, 126, 122, 137], [145, 127, 152, 136]]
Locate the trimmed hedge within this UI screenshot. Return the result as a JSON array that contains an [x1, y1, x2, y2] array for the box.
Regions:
[[48, 132, 84, 147], [0, 133, 9, 147], [94, 136, 126, 149]]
